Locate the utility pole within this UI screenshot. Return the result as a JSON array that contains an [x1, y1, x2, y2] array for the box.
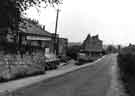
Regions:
[[54, 9, 60, 55]]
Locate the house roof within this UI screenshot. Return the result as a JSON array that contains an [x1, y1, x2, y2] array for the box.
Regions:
[[81, 34, 103, 52], [19, 19, 52, 37]]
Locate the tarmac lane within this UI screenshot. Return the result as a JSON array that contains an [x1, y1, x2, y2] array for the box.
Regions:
[[6, 54, 116, 96]]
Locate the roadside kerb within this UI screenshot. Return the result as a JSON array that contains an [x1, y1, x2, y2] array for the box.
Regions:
[[0, 55, 106, 95]]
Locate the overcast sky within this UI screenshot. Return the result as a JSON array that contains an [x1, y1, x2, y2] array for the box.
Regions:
[[26, 0, 135, 45]]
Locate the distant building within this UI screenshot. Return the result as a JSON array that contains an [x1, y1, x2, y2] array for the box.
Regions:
[[81, 34, 103, 56]]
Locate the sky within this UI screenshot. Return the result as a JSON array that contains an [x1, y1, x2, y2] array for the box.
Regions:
[[25, 0, 135, 46]]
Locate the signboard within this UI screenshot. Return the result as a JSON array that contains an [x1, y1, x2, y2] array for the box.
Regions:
[[26, 36, 51, 41]]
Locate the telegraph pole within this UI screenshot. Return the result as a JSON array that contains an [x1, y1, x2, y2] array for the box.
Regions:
[[54, 9, 60, 55]]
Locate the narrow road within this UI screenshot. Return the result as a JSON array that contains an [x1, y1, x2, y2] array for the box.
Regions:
[[11, 54, 116, 96]]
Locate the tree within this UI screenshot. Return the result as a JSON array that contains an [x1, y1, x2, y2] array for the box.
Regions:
[[17, 0, 62, 11], [66, 45, 81, 60], [0, 0, 19, 30], [0, 0, 62, 53], [106, 45, 117, 53], [0, 0, 62, 30]]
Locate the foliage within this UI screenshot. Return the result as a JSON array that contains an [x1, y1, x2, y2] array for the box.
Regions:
[[106, 45, 118, 53], [117, 45, 135, 81], [117, 45, 135, 95], [17, 0, 62, 11], [66, 45, 81, 60], [0, 0, 20, 31], [0, 0, 62, 30]]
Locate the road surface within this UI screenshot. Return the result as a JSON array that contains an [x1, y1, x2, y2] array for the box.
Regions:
[[8, 54, 117, 96]]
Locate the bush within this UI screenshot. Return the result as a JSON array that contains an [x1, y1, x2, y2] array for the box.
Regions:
[[117, 45, 135, 81], [118, 54, 135, 77], [66, 45, 81, 60]]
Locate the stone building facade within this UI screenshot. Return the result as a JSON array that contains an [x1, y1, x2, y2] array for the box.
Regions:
[[81, 34, 103, 57]]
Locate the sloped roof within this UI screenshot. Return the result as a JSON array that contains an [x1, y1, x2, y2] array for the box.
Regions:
[[82, 34, 90, 48], [83, 34, 91, 43], [81, 34, 103, 52], [19, 19, 52, 37], [86, 34, 91, 40]]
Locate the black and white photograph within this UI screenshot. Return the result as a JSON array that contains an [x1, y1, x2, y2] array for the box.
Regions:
[[0, 0, 135, 96]]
